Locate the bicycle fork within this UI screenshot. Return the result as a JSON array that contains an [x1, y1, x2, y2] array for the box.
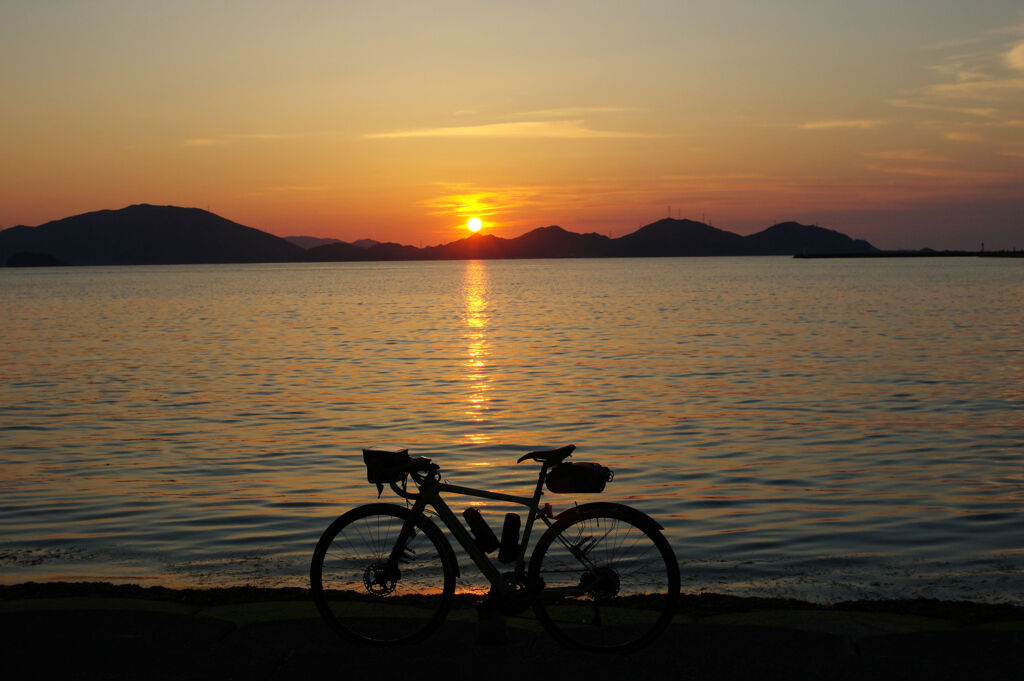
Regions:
[[385, 497, 429, 573]]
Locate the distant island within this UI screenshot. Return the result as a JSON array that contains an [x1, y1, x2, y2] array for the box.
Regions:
[[1, 203, 892, 267]]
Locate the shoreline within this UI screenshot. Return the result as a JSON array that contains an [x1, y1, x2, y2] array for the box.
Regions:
[[4, 581, 1022, 680], [8, 577, 1024, 626], [4, 579, 1023, 624]]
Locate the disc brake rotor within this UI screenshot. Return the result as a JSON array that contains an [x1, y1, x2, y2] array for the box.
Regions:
[[363, 562, 399, 596]]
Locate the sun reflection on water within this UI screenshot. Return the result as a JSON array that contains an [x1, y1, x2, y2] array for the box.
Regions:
[[462, 261, 493, 445]]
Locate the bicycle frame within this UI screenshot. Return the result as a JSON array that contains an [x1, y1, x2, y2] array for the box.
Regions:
[[392, 467, 554, 599], [313, 450, 679, 652]]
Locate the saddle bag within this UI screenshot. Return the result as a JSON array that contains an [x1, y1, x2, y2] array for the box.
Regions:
[[363, 446, 411, 487], [545, 462, 614, 494]]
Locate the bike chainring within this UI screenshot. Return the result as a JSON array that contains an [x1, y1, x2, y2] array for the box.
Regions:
[[495, 572, 532, 615]]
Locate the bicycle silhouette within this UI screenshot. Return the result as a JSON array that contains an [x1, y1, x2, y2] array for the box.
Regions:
[[310, 444, 679, 652]]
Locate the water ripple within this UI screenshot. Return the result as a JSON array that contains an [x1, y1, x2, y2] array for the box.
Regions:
[[0, 258, 1021, 602]]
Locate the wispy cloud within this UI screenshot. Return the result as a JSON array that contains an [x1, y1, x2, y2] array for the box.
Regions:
[[926, 78, 1024, 99], [799, 120, 887, 130], [929, 60, 992, 83], [905, 36, 1024, 103], [888, 99, 997, 117], [865, 149, 950, 162], [943, 131, 984, 142], [892, 28, 1024, 148], [509, 106, 644, 119], [1005, 40, 1024, 72], [265, 185, 328, 192], [421, 186, 539, 219], [365, 120, 652, 139], [241, 133, 289, 141], [867, 165, 1007, 181], [184, 138, 229, 147], [184, 132, 296, 147]]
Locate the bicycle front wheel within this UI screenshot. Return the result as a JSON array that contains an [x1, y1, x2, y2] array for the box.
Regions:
[[311, 503, 456, 646], [529, 504, 679, 653]]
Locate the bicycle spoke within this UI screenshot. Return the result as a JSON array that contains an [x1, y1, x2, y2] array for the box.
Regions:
[[311, 504, 455, 645], [530, 508, 679, 652]]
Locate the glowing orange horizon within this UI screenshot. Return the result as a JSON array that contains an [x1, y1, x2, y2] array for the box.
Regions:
[[1, 4, 1022, 251]]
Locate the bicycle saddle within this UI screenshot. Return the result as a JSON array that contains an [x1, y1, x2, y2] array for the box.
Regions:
[[517, 444, 575, 464]]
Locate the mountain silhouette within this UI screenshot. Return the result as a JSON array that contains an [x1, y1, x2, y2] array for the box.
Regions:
[[503, 225, 613, 258], [614, 218, 747, 256], [744, 221, 876, 255], [284, 235, 342, 249], [1, 205, 880, 266], [304, 240, 376, 261], [351, 238, 381, 249], [283, 235, 380, 250], [0, 204, 303, 266]]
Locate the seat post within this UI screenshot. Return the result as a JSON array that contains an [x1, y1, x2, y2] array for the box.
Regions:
[[532, 463, 549, 501]]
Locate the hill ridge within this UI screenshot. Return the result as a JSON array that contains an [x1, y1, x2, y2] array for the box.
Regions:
[[2, 205, 878, 266]]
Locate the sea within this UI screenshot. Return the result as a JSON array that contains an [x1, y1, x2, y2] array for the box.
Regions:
[[1, 257, 1021, 603]]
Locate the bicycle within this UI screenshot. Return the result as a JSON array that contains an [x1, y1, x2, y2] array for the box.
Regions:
[[310, 444, 680, 653]]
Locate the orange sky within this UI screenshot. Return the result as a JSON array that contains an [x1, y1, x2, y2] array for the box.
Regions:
[[2, 1, 1022, 250]]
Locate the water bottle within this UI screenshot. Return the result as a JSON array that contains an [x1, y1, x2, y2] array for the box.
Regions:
[[463, 507, 499, 553], [498, 513, 521, 564]]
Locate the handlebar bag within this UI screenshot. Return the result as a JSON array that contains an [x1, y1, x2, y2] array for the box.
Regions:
[[363, 446, 411, 485], [545, 462, 614, 494]]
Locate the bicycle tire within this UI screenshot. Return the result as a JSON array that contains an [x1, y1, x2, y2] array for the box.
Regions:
[[528, 503, 679, 653], [311, 503, 457, 646]]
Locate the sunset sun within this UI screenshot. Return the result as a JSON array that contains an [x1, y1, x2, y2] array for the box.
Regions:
[[467, 217, 483, 232]]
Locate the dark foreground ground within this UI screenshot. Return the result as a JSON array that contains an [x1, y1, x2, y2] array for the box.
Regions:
[[2, 583, 1022, 681]]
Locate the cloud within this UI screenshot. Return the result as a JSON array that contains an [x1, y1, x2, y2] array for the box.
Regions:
[[1006, 41, 1024, 72], [865, 149, 950, 162], [241, 133, 288, 141], [929, 60, 991, 82], [509, 106, 644, 118], [184, 132, 295, 147], [895, 31, 1024, 139], [799, 120, 887, 130], [925, 78, 1024, 99], [888, 99, 997, 117], [184, 138, 228, 147], [421, 186, 539, 218], [365, 120, 652, 139], [943, 131, 983, 142], [1000, 149, 1024, 158], [866, 165, 1008, 182], [266, 185, 328, 192]]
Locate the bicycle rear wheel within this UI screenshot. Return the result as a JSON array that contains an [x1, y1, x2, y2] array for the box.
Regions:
[[311, 503, 456, 645], [528, 504, 679, 653]]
